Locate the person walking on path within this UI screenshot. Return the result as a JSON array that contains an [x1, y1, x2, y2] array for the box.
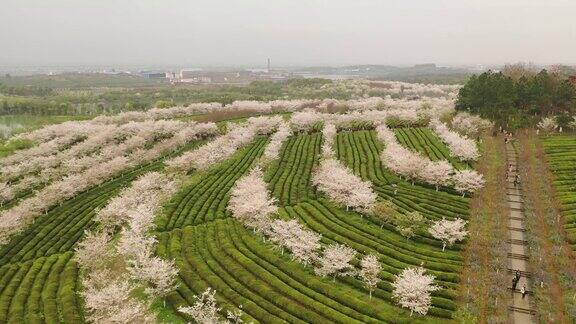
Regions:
[[512, 276, 518, 291], [521, 285, 527, 299]]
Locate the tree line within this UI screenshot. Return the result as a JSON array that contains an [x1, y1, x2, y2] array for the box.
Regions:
[[456, 69, 576, 128]]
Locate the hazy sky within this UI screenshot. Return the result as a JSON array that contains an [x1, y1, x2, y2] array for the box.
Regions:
[[1, 0, 575, 67]]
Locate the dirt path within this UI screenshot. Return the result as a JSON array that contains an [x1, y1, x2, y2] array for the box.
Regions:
[[506, 142, 536, 323]]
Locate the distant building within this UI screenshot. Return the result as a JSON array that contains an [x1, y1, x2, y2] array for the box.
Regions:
[[141, 71, 166, 79]]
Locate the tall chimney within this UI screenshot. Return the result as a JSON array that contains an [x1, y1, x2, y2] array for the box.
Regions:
[[267, 58, 271, 73]]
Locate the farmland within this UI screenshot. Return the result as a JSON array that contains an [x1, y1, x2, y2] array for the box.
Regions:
[[155, 123, 469, 323], [542, 135, 576, 247], [1, 77, 574, 323], [0, 87, 483, 323]]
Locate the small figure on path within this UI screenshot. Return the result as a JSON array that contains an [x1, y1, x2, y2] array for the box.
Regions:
[[512, 276, 518, 290], [515, 270, 521, 281], [521, 285, 527, 299], [514, 174, 520, 187], [392, 183, 398, 195]]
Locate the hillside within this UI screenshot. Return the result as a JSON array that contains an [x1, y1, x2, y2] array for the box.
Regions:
[[1, 81, 574, 323]]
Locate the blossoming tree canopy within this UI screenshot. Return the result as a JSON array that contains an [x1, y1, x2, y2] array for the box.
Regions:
[[392, 267, 440, 316], [312, 158, 377, 212]]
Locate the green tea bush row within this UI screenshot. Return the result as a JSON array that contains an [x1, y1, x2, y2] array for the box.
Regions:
[[542, 135, 576, 246], [265, 133, 320, 206], [159, 138, 267, 230], [0, 252, 83, 323]]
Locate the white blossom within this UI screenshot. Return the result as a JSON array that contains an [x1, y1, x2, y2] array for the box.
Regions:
[[315, 244, 356, 279], [359, 254, 381, 298], [392, 267, 440, 316], [429, 218, 468, 251], [269, 219, 322, 265], [429, 118, 479, 161], [312, 159, 377, 212], [537, 116, 559, 133], [452, 170, 485, 196], [321, 123, 337, 157], [227, 167, 278, 232], [75, 230, 116, 270], [262, 122, 292, 161], [178, 288, 222, 324], [450, 112, 493, 137]]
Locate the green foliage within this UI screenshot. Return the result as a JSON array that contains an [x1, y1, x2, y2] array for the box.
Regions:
[[158, 138, 267, 230], [265, 133, 321, 205], [0, 138, 34, 158], [0, 138, 208, 322], [286, 78, 333, 89], [153, 128, 469, 322], [0, 252, 83, 323], [0, 123, 473, 322], [393, 127, 470, 170], [542, 135, 576, 248], [456, 70, 576, 128], [373, 202, 425, 239], [155, 100, 176, 108], [158, 218, 454, 323], [0, 82, 53, 96]]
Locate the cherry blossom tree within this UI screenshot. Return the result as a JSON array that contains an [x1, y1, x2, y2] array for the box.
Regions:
[[96, 172, 176, 231], [127, 254, 179, 298], [312, 159, 377, 212], [247, 115, 283, 135], [168, 117, 279, 171], [227, 167, 278, 232], [0, 121, 214, 246], [429, 119, 479, 161], [537, 116, 559, 133], [0, 182, 14, 206], [450, 112, 493, 137], [315, 243, 356, 280], [453, 170, 485, 197], [321, 123, 337, 157], [82, 270, 153, 323], [392, 267, 440, 316], [429, 217, 468, 251], [226, 306, 245, 324], [262, 122, 292, 161], [76, 171, 180, 321], [269, 219, 322, 265], [178, 288, 223, 324], [376, 124, 444, 185], [421, 161, 454, 190], [290, 110, 325, 132], [75, 230, 116, 270], [359, 254, 382, 298]]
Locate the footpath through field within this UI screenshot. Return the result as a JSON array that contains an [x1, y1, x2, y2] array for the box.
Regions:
[[506, 142, 536, 323]]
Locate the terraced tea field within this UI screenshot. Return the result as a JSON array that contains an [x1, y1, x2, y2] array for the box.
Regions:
[[542, 135, 576, 247], [0, 139, 207, 323], [156, 127, 470, 323], [0, 99, 491, 323]]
